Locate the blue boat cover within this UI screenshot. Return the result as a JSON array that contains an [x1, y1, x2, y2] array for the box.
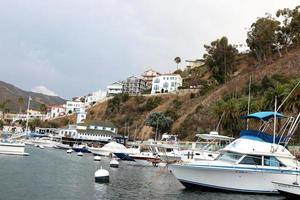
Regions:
[[114, 153, 135, 161], [240, 130, 287, 144], [241, 111, 285, 121]]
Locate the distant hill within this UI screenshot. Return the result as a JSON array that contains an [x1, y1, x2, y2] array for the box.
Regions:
[[0, 81, 66, 113]]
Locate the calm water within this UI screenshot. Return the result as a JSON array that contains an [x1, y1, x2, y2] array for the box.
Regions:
[[0, 147, 285, 200]]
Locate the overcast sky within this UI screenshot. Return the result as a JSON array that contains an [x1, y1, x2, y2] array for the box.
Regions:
[[0, 0, 299, 99]]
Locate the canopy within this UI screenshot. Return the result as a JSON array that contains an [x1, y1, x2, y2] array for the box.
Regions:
[[241, 111, 285, 121], [240, 130, 287, 144]]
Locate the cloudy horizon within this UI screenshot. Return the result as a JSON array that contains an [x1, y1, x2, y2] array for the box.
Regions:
[[0, 0, 299, 99]]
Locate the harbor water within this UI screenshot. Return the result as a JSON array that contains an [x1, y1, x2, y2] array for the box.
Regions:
[[0, 147, 285, 200]]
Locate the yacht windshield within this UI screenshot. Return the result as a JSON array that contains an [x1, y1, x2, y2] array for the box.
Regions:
[[218, 152, 243, 163]]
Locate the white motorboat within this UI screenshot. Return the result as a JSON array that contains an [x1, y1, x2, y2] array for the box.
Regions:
[[67, 149, 73, 154], [77, 152, 83, 156], [28, 137, 59, 148], [182, 132, 234, 162], [0, 141, 28, 156], [169, 111, 300, 194], [88, 141, 140, 156], [273, 181, 300, 198], [55, 143, 71, 150]]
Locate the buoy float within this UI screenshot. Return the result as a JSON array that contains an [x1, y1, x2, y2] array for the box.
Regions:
[[94, 155, 101, 161], [77, 152, 83, 156], [94, 167, 109, 183], [110, 159, 119, 168], [67, 149, 73, 154]]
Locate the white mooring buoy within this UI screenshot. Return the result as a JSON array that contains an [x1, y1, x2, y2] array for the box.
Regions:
[[94, 167, 109, 183], [94, 155, 101, 161], [110, 159, 119, 168], [77, 152, 83, 156], [67, 149, 73, 154]]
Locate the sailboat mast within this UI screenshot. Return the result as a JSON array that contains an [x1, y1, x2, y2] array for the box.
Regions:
[[25, 96, 31, 135]]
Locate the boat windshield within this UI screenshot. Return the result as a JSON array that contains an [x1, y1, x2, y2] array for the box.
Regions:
[[218, 152, 243, 163]]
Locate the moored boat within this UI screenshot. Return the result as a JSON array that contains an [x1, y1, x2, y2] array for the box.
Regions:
[[273, 181, 300, 198], [169, 111, 300, 194]]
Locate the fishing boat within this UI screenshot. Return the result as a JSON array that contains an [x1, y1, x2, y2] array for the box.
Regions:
[[169, 111, 300, 194]]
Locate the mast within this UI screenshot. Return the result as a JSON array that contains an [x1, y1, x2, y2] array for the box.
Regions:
[[25, 96, 32, 135]]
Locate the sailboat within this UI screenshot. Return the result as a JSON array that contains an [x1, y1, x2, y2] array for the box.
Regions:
[[0, 96, 31, 156]]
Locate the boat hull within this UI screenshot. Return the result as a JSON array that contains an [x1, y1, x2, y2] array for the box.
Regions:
[[273, 181, 300, 198], [0, 142, 28, 156], [169, 163, 300, 194]]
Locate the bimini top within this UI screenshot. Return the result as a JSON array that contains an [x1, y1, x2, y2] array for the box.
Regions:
[[240, 130, 287, 144], [241, 111, 285, 121]]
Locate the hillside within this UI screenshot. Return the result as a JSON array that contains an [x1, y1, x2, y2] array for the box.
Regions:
[[0, 81, 66, 113], [81, 46, 300, 141]]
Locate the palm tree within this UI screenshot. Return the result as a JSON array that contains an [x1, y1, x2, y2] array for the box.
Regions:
[[174, 57, 181, 70], [18, 97, 25, 113], [40, 104, 48, 114], [0, 99, 11, 115]]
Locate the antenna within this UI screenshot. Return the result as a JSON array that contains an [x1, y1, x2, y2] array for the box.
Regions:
[[273, 96, 277, 144], [247, 75, 252, 130]]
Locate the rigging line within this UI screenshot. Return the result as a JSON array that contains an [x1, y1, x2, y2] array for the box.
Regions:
[[277, 79, 300, 111]]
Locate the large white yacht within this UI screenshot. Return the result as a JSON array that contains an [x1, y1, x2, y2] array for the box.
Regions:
[[169, 111, 300, 194]]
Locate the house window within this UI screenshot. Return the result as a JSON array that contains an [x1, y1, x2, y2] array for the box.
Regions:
[[154, 85, 159, 90], [163, 82, 169, 88], [171, 82, 175, 87], [154, 78, 160, 83]]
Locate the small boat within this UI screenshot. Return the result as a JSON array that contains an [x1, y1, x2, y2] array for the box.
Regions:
[[77, 152, 83, 156], [67, 149, 73, 154], [0, 141, 29, 156], [55, 143, 71, 150], [94, 155, 101, 161], [273, 181, 300, 198], [29, 137, 59, 148], [88, 141, 140, 156], [39, 145, 45, 149], [72, 144, 90, 153]]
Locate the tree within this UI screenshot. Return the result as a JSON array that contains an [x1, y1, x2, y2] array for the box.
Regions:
[[40, 104, 48, 114], [0, 99, 11, 114], [246, 16, 280, 63], [174, 56, 181, 70], [17, 97, 25, 113], [203, 36, 238, 84], [80, 97, 86, 103], [145, 112, 173, 138]]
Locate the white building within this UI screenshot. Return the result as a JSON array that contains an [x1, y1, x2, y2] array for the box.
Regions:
[[107, 81, 123, 96], [85, 90, 106, 105], [185, 59, 204, 69], [76, 108, 86, 124], [50, 105, 66, 118], [66, 101, 85, 114], [141, 69, 161, 88], [151, 74, 182, 94]]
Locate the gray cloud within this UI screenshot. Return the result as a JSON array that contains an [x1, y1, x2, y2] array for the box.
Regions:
[[0, 0, 299, 98]]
